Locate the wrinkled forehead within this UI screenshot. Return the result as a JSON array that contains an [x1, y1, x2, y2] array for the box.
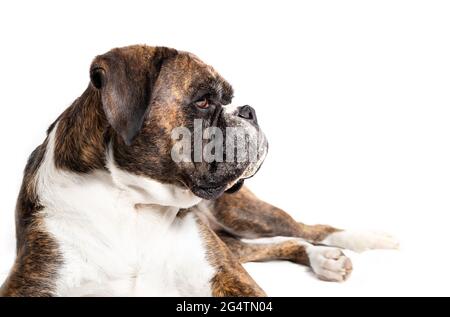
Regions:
[[158, 51, 234, 105]]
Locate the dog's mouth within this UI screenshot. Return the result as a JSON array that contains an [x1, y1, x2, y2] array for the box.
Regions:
[[190, 183, 228, 200], [179, 174, 244, 200], [191, 179, 247, 199], [183, 176, 247, 200]]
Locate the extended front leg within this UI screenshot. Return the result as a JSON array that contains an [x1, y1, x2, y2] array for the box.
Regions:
[[196, 219, 266, 297], [211, 186, 399, 252]]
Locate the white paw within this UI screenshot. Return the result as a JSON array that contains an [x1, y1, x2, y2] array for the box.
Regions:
[[307, 246, 353, 282], [322, 230, 400, 253]]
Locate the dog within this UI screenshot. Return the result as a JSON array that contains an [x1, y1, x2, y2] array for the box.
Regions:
[[0, 45, 398, 296]]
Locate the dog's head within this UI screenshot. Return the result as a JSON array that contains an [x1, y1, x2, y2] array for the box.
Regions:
[[90, 45, 267, 201]]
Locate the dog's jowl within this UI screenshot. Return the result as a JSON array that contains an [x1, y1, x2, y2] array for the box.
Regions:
[[0, 45, 399, 297]]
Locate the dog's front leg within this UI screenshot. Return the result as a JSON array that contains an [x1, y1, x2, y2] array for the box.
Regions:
[[210, 267, 266, 297], [1, 251, 59, 297], [0, 224, 61, 297], [196, 219, 266, 297]]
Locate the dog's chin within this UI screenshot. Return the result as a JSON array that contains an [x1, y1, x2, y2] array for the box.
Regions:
[[190, 183, 228, 200]]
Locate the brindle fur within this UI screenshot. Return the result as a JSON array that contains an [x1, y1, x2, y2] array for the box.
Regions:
[[1, 140, 62, 296], [54, 88, 109, 173], [1, 45, 342, 297], [218, 231, 310, 266], [213, 187, 341, 243]]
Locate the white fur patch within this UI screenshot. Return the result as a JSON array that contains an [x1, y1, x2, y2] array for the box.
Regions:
[[36, 125, 215, 296], [106, 146, 202, 208], [321, 230, 400, 253], [222, 103, 241, 116], [306, 245, 352, 282]]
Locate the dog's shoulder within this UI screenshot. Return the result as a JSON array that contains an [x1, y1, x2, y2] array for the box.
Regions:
[[15, 138, 49, 244]]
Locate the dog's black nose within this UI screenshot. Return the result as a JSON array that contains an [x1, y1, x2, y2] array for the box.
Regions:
[[237, 105, 258, 124]]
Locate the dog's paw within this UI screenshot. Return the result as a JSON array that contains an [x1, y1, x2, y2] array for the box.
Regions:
[[322, 230, 399, 253], [307, 246, 352, 282]]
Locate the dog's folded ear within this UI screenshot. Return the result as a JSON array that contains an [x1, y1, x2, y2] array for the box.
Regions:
[[90, 46, 177, 145]]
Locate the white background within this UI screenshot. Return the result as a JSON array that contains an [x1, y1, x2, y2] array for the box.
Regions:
[[1, 0, 449, 296]]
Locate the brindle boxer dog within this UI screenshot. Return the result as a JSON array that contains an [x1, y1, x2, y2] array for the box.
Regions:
[[0, 45, 398, 296]]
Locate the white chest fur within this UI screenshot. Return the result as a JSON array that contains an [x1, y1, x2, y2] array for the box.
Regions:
[[36, 126, 214, 296]]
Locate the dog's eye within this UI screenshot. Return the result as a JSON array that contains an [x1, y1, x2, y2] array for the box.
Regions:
[[194, 97, 210, 109]]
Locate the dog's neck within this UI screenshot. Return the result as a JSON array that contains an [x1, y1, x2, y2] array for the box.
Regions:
[[51, 86, 111, 173]]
